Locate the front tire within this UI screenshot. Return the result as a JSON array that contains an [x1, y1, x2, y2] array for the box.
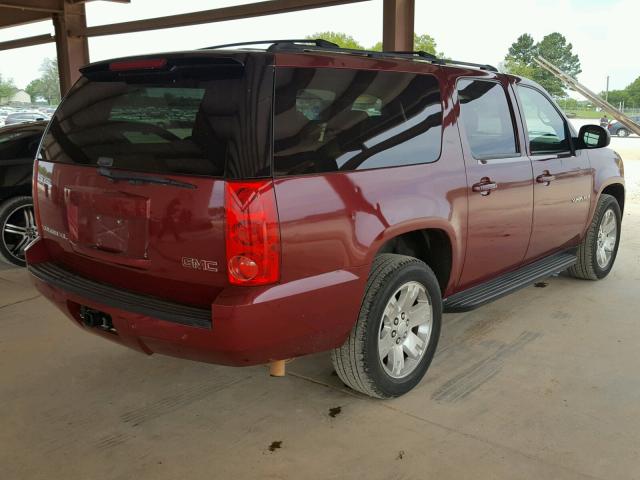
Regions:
[[568, 194, 621, 280], [617, 128, 629, 137], [331, 254, 442, 399]]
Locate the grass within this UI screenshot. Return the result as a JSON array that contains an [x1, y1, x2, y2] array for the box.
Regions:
[[563, 110, 603, 119], [562, 109, 640, 120]]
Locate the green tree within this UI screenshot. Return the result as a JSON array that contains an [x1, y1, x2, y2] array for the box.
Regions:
[[624, 76, 640, 106], [503, 32, 581, 97], [603, 89, 629, 107], [25, 58, 60, 105], [502, 60, 536, 79], [603, 76, 640, 109], [535, 33, 581, 97], [0, 73, 17, 100], [306, 32, 364, 50], [505, 33, 536, 65], [370, 33, 444, 57], [414, 33, 438, 55]]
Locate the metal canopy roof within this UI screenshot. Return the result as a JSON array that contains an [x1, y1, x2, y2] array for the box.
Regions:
[[0, 0, 414, 96], [0, 1, 128, 29]]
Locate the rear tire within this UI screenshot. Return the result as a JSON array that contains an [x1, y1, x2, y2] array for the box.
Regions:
[[568, 194, 621, 280], [0, 196, 35, 268], [331, 254, 442, 399], [617, 128, 629, 137]]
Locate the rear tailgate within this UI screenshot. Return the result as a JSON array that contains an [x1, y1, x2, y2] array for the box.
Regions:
[[33, 52, 273, 307]]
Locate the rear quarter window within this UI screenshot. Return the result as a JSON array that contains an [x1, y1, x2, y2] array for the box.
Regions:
[[273, 67, 442, 176]]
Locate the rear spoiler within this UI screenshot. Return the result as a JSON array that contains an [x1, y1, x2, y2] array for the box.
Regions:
[[80, 55, 244, 82]]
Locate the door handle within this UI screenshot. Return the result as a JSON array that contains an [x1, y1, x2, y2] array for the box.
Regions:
[[536, 171, 556, 185], [472, 178, 498, 196]]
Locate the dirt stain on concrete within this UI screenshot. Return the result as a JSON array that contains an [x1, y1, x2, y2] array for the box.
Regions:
[[534, 282, 548, 288], [329, 406, 342, 418], [551, 310, 571, 320], [432, 331, 542, 403], [268, 441, 282, 452], [120, 378, 244, 426]]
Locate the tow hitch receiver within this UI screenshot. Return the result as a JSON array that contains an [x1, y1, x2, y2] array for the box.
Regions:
[[79, 306, 116, 333]]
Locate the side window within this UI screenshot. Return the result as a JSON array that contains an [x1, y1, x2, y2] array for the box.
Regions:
[[517, 86, 570, 154], [457, 79, 518, 159], [273, 68, 442, 176], [0, 131, 41, 161]]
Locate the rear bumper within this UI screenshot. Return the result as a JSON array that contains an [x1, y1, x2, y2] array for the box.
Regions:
[[29, 262, 211, 329], [27, 243, 368, 366]]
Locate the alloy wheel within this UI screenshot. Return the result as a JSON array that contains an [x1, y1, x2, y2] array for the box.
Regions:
[[378, 281, 433, 379], [2, 203, 36, 264], [596, 208, 617, 269]]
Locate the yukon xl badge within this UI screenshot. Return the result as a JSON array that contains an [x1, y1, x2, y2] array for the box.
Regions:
[[182, 257, 218, 272], [571, 195, 591, 204], [42, 225, 68, 240]]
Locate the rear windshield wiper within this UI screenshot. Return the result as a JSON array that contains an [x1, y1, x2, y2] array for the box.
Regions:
[[98, 167, 196, 189]]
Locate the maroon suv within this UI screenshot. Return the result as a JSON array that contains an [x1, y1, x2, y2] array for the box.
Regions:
[[26, 40, 624, 398]]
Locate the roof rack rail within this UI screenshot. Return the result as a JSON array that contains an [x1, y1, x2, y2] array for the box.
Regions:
[[385, 50, 439, 61], [386, 51, 498, 72], [203, 39, 499, 72], [203, 39, 339, 50], [440, 59, 499, 73]]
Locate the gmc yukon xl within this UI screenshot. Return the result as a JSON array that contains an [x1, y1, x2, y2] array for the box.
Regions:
[[26, 40, 624, 398]]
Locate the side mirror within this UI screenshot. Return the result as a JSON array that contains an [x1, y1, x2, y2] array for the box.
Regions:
[[577, 124, 610, 149]]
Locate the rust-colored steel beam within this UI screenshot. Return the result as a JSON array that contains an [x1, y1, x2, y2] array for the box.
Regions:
[[0, 33, 54, 51], [0, 1, 128, 30], [75, 0, 369, 37], [0, 1, 62, 14], [0, 8, 51, 28], [382, 0, 414, 51], [68, 0, 131, 3], [54, 1, 89, 95]]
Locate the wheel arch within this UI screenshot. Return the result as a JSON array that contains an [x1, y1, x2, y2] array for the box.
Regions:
[[584, 176, 625, 234], [601, 182, 625, 214], [369, 221, 458, 296]]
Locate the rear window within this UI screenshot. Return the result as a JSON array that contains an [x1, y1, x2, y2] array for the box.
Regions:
[[40, 56, 273, 179], [273, 68, 442, 176]]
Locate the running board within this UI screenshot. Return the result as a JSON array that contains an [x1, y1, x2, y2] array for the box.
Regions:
[[443, 252, 577, 312]]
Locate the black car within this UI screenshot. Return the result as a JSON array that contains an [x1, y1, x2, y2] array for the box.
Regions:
[[4, 112, 48, 126], [0, 122, 46, 266], [607, 116, 640, 137]]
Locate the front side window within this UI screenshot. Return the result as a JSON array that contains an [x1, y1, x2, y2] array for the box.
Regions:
[[273, 68, 442, 176], [517, 86, 570, 154], [457, 79, 518, 159]]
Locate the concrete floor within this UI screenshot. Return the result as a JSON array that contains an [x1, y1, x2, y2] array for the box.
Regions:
[[2, 137, 640, 480]]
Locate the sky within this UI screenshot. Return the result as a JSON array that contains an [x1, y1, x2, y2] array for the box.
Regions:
[[0, 0, 637, 97]]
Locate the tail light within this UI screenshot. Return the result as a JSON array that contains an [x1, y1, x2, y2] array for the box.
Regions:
[[225, 180, 280, 286], [31, 158, 43, 236]]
